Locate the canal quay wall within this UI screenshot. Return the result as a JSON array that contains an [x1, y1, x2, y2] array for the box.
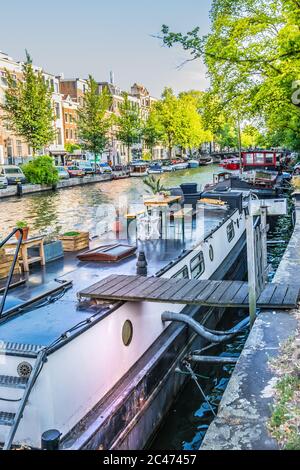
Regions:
[[201, 194, 300, 450], [0, 174, 112, 199]]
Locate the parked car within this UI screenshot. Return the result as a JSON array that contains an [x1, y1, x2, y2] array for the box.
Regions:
[[0, 174, 8, 189], [66, 166, 85, 178], [97, 163, 112, 174], [73, 161, 95, 175], [0, 165, 26, 185], [56, 166, 70, 180]]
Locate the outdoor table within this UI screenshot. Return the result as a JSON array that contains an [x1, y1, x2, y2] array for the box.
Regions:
[[6, 236, 46, 273], [143, 196, 182, 239]]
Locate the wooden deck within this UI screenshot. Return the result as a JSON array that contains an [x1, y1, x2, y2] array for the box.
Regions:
[[78, 275, 300, 310]]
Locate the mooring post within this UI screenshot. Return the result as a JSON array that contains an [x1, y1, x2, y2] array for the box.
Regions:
[[136, 251, 148, 276], [246, 213, 257, 328], [260, 206, 268, 285]]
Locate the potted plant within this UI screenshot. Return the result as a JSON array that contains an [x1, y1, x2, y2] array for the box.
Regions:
[[28, 229, 64, 263], [15, 221, 30, 240], [59, 231, 90, 252], [143, 175, 170, 200]]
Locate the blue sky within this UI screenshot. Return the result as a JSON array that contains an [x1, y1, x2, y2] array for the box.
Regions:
[[0, 0, 212, 97]]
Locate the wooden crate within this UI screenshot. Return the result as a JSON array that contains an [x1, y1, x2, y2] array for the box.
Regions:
[[0, 253, 21, 279], [59, 232, 90, 252]]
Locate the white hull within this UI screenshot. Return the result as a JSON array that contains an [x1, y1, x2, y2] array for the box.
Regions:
[[130, 172, 148, 177], [0, 208, 246, 448], [173, 163, 189, 171], [162, 166, 174, 172]]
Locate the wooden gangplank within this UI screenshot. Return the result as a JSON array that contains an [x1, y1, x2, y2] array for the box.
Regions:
[[78, 275, 300, 310]]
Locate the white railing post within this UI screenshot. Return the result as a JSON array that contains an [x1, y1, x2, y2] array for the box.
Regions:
[[246, 213, 257, 328]]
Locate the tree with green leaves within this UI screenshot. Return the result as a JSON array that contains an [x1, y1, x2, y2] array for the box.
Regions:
[[142, 111, 163, 159], [147, 88, 211, 159], [1, 51, 56, 155], [160, 0, 300, 150], [149, 88, 180, 159], [177, 92, 212, 154], [65, 142, 81, 154], [116, 93, 143, 163], [78, 76, 112, 170]]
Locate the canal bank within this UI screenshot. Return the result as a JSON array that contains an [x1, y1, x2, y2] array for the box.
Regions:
[[200, 194, 300, 450], [0, 174, 112, 199]]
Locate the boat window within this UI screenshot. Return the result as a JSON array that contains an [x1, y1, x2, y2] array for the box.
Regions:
[[227, 222, 235, 242], [265, 153, 274, 164], [190, 252, 205, 279], [172, 266, 189, 279], [245, 154, 254, 164], [254, 153, 264, 164], [236, 218, 240, 229], [122, 320, 133, 347], [209, 245, 214, 262]]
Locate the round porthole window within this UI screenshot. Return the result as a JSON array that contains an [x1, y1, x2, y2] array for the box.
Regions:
[[122, 320, 133, 347], [209, 245, 214, 262], [17, 361, 33, 378]]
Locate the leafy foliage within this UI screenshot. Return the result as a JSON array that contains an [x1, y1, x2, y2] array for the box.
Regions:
[[116, 93, 143, 162], [143, 176, 167, 194], [146, 88, 211, 159], [78, 76, 112, 164], [65, 142, 81, 153], [22, 155, 59, 185], [1, 51, 56, 155], [161, 0, 300, 150]]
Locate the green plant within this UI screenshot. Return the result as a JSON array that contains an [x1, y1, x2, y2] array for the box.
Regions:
[[65, 143, 81, 154], [116, 92, 143, 163], [62, 231, 81, 237], [142, 151, 152, 161], [143, 176, 168, 195], [0, 51, 56, 155], [16, 220, 29, 229], [78, 76, 112, 172], [22, 155, 59, 185]]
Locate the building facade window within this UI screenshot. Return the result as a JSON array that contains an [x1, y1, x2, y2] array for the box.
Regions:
[[16, 140, 22, 157], [55, 103, 61, 119]]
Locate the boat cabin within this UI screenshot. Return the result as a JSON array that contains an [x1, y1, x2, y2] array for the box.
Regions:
[[242, 151, 282, 170]]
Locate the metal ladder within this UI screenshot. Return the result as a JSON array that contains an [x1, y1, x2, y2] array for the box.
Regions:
[[1, 348, 47, 450], [0, 228, 24, 317]]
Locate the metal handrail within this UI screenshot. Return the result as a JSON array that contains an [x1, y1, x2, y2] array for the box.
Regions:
[[3, 348, 47, 450], [0, 228, 24, 317]]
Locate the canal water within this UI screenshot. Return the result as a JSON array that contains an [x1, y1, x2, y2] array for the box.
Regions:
[[0, 166, 216, 239]]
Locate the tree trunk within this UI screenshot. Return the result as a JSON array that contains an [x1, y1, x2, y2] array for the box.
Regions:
[[168, 144, 172, 160], [127, 145, 131, 164]]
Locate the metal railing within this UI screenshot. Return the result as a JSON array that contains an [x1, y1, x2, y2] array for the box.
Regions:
[[0, 228, 23, 317]]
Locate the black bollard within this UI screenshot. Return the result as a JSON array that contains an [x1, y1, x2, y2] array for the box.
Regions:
[[16, 182, 23, 197], [41, 429, 61, 450], [136, 251, 148, 276]]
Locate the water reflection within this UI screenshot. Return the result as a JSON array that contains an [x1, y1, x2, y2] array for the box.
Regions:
[[0, 166, 216, 239]]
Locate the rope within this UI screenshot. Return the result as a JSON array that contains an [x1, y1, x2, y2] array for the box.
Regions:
[[183, 361, 216, 417]]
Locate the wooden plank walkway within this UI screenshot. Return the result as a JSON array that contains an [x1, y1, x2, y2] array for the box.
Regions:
[[79, 275, 300, 310]]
